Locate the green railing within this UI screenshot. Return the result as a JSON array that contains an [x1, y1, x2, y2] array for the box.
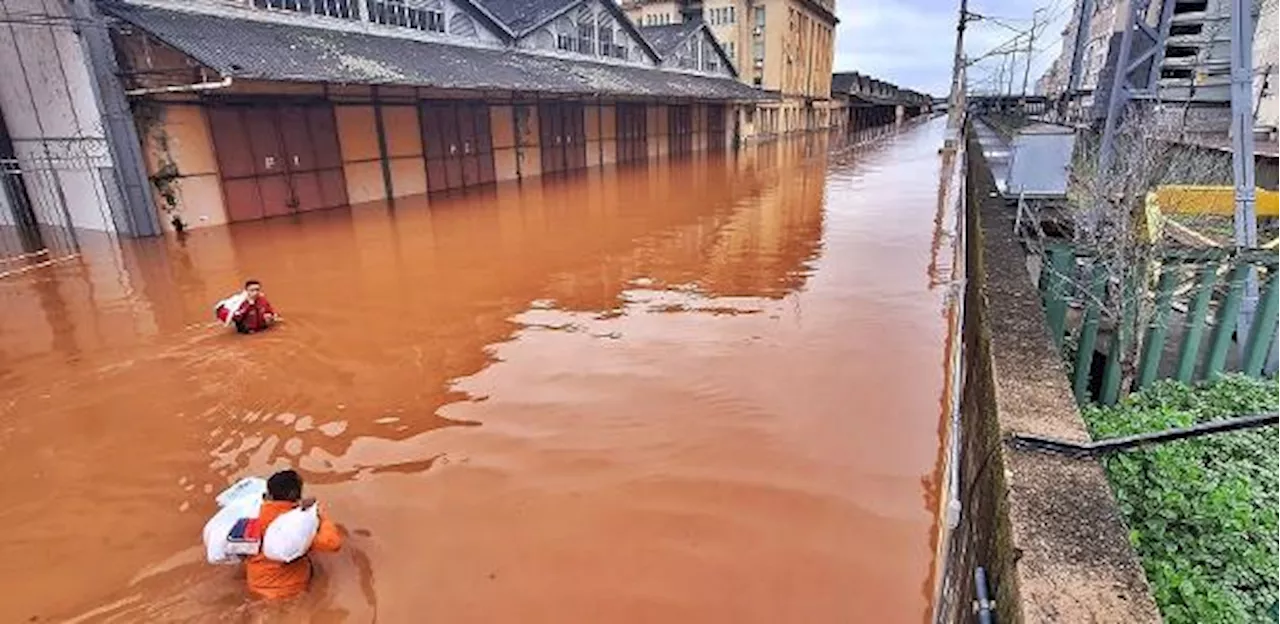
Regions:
[[1039, 246, 1279, 405]]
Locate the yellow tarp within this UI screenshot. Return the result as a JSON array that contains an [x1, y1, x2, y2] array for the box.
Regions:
[[1154, 185, 1280, 217]]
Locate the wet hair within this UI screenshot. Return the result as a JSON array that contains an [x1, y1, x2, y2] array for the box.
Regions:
[[266, 469, 303, 502], [245, 279, 262, 289]]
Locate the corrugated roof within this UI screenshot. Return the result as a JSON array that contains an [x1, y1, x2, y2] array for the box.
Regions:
[[105, 3, 768, 101]]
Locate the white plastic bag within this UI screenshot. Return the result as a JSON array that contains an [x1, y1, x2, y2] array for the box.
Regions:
[[215, 476, 266, 508], [202, 477, 266, 565], [261, 505, 320, 563]]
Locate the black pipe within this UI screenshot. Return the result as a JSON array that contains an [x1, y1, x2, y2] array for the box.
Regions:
[[975, 566, 994, 624], [1011, 413, 1278, 458]]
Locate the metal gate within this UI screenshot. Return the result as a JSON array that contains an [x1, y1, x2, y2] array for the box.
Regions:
[[207, 103, 348, 222], [1, 119, 82, 277], [538, 102, 587, 174], [421, 101, 496, 192], [616, 103, 648, 164], [668, 105, 693, 156], [706, 104, 726, 152]]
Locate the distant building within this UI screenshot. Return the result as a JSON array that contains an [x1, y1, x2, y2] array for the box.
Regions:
[[829, 71, 931, 130], [1038, 0, 1257, 130], [622, 0, 839, 136]]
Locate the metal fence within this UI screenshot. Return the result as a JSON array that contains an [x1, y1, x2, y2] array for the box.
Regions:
[[1, 154, 85, 277], [1040, 245, 1279, 405]]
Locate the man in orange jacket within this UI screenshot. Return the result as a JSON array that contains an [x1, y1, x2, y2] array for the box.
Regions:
[[246, 470, 343, 600]]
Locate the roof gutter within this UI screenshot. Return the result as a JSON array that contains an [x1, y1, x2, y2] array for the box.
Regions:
[[124, 75, 233, 97]]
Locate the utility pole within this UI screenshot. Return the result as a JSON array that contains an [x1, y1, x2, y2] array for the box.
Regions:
[[946, 0, 970, 141], [1021, 8, 1046, 97]]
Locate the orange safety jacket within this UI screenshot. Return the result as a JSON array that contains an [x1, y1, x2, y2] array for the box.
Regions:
[[245, 501, 343, 600]]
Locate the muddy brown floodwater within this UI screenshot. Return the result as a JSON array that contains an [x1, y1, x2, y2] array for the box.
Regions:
[[0, 117, 957, 623]]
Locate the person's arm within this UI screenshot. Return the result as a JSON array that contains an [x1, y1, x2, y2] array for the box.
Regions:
[[261, 298, 280, 322], [231, 299, 252, 321], [309, 508, 343, 552]]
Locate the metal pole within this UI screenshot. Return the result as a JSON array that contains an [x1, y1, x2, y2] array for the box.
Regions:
[[1097, 0, 1147, 178], [1230, 0, 1260, 346], [946, 0, 969, 144], [1022, 8, 1045, 98]]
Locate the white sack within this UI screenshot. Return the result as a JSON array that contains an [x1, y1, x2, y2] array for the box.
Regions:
[[261, 505, 320, 563]]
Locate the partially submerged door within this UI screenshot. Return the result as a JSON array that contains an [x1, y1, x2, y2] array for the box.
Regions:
[[707, 104, 726, 152], [422, 101, 495, 192], [208, 103, 347, 222]]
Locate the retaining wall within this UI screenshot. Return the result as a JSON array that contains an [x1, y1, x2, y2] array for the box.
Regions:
[[935, 127, 1162, 623]]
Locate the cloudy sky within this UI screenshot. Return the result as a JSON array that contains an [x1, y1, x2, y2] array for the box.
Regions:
[[833, 0, 1075, 97]]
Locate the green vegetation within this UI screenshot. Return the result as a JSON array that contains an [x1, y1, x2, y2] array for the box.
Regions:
[[1082, 376, 1278, 624]]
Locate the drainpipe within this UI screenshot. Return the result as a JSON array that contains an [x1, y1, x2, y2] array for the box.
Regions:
[[124, 75, 233, 97], [975, 567, 995, 624]]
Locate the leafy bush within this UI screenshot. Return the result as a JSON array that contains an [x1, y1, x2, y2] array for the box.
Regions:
[[1082, 376, 1278, 624]]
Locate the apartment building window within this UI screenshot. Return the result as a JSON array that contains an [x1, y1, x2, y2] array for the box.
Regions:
[[557, 32, 575, 51], [254, 0, 358, 20], [754, 5, 765, 31], [366, 0, 446, 32], [709, 6, 737, 25], [752, 40, 764, 64], [725, 40, 735, 61]]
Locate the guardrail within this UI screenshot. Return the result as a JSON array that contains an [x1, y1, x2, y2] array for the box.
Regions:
[[1038, 246, 1278, 404]]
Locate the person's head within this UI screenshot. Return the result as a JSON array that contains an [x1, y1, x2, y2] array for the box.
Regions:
[[266, 469, 303, 502], [244, 279, 263, 301]]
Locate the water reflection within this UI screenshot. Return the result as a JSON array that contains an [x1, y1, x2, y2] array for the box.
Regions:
[[0, 123, 952, 623]]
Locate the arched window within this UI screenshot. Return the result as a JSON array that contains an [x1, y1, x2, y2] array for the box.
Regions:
[[576, 6, 595, 54], [597, 14, 616, 58], [553, 15, 575, 51]]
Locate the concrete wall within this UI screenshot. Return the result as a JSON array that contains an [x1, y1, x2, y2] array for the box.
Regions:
[[515, 104, 541, 179], [335, 104, 386, 206], [934, 129, 1162, 623], [601, 104, 617, 165], [382, 104, 427, 198], [490, 105, 519, 182], [138, 103, 226, 229], [0, 0, 120, 231]]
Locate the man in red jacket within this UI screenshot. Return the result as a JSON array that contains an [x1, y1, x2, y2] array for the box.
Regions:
[[215, 279, 279, 334]]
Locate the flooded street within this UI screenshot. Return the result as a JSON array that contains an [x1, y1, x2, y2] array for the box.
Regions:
[[0, 117, 955, 623]]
